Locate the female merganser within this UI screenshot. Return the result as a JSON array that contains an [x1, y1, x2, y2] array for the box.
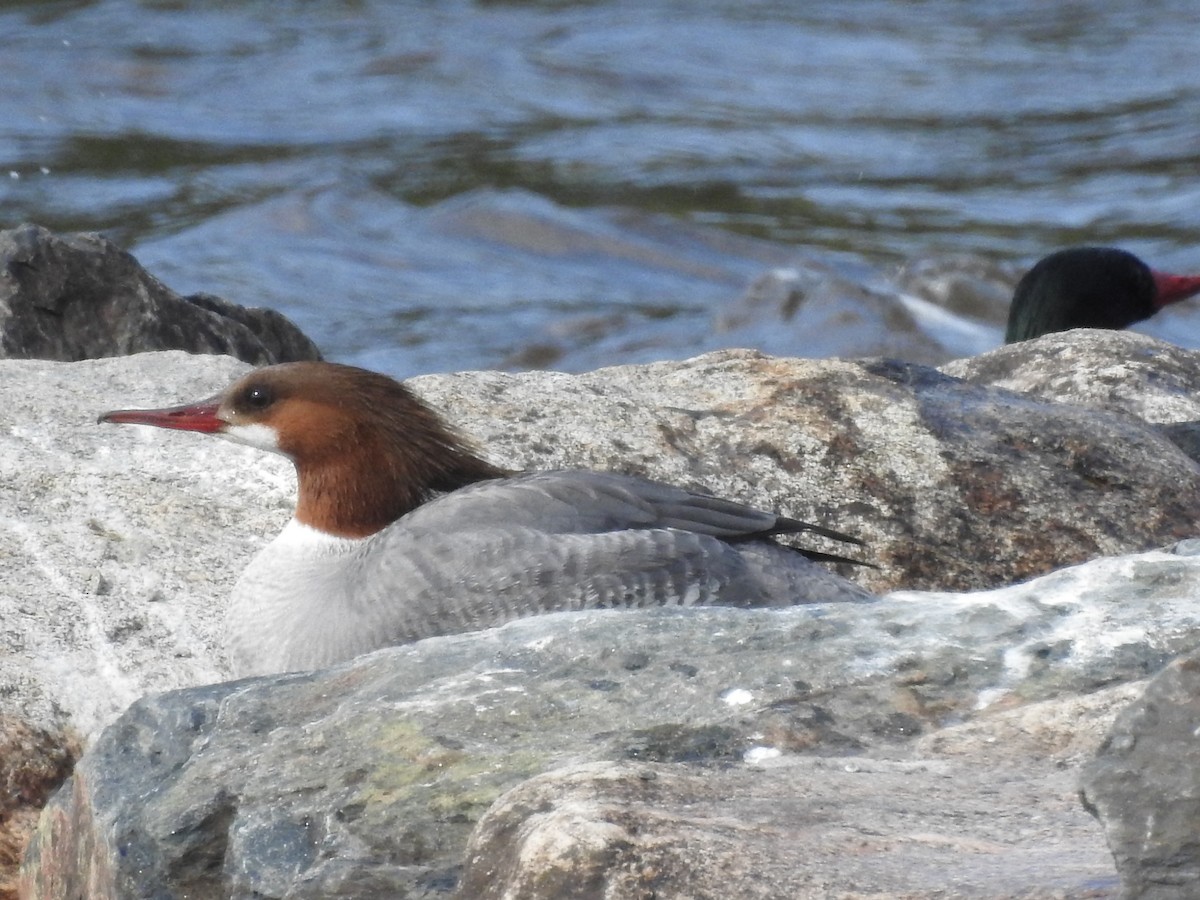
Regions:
[[1005, 246, 1200, 343], [100, 362, 872, 677]]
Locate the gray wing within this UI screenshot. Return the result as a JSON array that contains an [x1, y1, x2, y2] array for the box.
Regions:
[[230, 522, 874, 675], [406, 470, 864, 551], [344, 523, 872, 649]]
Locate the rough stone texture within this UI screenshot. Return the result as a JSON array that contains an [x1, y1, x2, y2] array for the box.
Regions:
[[0, 354, 282, 741], [944, 329, 1200, 467], [455, 758, 1108, 900], [24, 574, 1168, 899], [0, 720, 77, 900], [22, 540, 1200, 897], [7, 340, 1198, 747], [0, 353, 286, 887], [5, 337, 1200, 895], [1080, 648, 1200, 899], [0, 224, 321, 364], [943, 328, 1200, 425]]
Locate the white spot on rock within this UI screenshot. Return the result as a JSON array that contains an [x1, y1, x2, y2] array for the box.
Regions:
[[744, 746, 781, 764], [722, 688, 753, 706]]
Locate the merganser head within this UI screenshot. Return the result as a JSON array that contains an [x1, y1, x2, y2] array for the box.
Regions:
[[100, 362, 506, 537], [1005, 247, 1200, 344]]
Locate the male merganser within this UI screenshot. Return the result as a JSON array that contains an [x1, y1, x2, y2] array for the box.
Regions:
[[100, 362, 872, 677], [1005, 247, 1200, 343]]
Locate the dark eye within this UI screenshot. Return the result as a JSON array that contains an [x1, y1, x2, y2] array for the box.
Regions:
[[240, 384, 274, 411]]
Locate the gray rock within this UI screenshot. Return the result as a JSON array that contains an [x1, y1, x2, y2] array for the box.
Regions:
[[943, 328, 1200, 425], [24, 537, 1200, 897], [1080, 648, 1200, 899], [456, 758, 1109, 900], [943, 329, 1200, 468], [0, 353, 280, 744], [0, 224, 321, 364], [0, 718, 77, 900], [7, 337, 1200, 895], [24, 573, 1164, 899]]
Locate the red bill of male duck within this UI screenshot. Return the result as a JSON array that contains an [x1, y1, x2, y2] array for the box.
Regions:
[[100, 362, 873, 677], [1005, 246, 1200, 343]]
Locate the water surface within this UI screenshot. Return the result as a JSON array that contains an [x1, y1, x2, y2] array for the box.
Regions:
[[2, 0, 1198, 375]]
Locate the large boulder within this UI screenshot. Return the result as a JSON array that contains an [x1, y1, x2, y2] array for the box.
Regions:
[[4, 341, 1200, 746], [28, 562, 1183, 898], [456, 755, 1103, 899], [0, 224, 321, 364], [6, 331, 1200, 896]]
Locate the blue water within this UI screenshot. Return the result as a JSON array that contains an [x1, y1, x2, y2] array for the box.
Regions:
[[2, 0, 1199, 376]]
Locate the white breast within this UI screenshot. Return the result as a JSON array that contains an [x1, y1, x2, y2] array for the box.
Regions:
[[224, 519, 377, 676]]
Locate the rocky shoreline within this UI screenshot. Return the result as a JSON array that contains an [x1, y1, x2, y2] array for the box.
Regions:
[[3, 227, 1200, 897]]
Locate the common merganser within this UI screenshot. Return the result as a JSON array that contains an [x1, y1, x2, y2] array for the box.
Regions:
[[100, 362, 872, 677], [1005, 247, 1200, 343]]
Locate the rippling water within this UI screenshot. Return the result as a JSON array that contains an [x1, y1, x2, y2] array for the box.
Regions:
[[2, 0, 1199, 376]]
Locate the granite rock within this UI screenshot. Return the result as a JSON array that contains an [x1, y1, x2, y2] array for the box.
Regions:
[[0, 720, 77, 900], [456, 757, 1109, 900], [6, 334, 1200, 895], [5, 343, 1198, 744], [1080, 647, 1200, 899], [23, 538, 1200, 897], [943, 328, 1200, 425], [944, 329, 1200, 466], [23, 573, 1164, 899], [3, 340, 1200, 736]]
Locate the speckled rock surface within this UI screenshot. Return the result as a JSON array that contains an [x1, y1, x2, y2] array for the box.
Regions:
[[0, 354, 285, 740], [944, 328, 1200, 466], [1080, 647, 1200, 899], [21, 587, 1148, 899], [0, 719, 77, 900], [25, 541, 1200, 897], [9, 343, 1198, 746], [942, 328, 1200, 425], [456, 758, 1110, 900], [6, 340, 1200, 896]]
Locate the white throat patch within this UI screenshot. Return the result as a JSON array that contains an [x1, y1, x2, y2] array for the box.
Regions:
[[274, 518, 366, 554], [221, 422, 283, 454]]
